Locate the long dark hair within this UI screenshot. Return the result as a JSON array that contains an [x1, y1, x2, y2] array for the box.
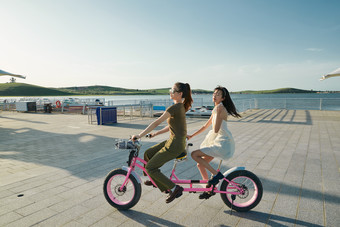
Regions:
[[175, 82, 193, 112], [215, 86, 241, 118]]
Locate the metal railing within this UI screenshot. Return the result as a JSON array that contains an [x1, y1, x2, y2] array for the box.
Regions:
[[1, 98, 339, 114], [252, 98, 340, 111], [200, 98, 340, 112]]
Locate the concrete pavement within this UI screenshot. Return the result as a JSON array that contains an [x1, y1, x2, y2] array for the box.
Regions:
[[0, 109, 339, 226]]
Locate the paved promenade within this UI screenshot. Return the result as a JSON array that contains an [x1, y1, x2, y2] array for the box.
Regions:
[[0, 109, 339, 227]]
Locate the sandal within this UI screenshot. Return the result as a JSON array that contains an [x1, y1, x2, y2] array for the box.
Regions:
[[207, 172, 224, 186]]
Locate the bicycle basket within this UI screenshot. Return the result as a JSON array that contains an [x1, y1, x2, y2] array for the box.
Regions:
[[115, 140, 137, 149]]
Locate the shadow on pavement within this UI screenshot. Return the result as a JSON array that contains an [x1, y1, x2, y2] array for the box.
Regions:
[[228, 210, 323, 227], [1, 125, 339, 206], [0, 115, 48, 124], [119, 210, 185, 227], [234, 109, 313, 125]]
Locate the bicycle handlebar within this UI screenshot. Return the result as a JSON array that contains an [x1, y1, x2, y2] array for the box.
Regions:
[[116, 134, 193, 150]]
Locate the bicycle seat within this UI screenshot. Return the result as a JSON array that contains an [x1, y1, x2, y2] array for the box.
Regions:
[[174, 143, 191, 162], [176, 151, 187, 160]]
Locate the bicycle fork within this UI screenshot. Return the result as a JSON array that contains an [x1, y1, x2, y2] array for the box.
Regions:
[[119, 158, 138, 191]]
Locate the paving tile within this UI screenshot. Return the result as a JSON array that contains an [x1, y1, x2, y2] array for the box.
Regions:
[[0, 211, 23, 226], [5, 207, 56, 227], [296, 209, 324, 227]]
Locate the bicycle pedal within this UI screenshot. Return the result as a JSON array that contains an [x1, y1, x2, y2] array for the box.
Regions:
[[199, 192, 214, 199]]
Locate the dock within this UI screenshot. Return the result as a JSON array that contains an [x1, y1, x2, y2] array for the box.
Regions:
[[0, 109, 339, 226]]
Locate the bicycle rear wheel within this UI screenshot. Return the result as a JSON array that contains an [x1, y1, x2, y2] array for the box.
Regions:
[[103, 168, 141, 210], [220, 170, 263, 212]]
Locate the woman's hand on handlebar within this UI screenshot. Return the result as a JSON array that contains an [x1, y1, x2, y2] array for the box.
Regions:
[[132, 133, 154, 140], [131, 135, 140, 141], [186, 135, 193, 140]]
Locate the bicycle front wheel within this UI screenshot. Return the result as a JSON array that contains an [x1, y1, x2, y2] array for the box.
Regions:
[[103, 168, 141, 210], [220, 170, 263, 212]]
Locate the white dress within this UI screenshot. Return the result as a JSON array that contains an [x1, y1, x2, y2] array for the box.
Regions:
[[200, 103, 235, 160]]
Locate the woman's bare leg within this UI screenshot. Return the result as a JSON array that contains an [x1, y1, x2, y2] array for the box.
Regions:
[[197, 156, 214, 180], [191, 150, 217, 179]]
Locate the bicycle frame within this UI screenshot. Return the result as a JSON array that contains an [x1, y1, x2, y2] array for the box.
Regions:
[[119, 151, 245, 195]]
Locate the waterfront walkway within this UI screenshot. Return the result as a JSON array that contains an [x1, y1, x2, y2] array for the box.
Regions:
[[0, 109, 339, 226]]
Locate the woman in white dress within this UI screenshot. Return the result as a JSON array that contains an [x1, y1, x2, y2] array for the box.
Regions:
[[187, 86, 241, 198]]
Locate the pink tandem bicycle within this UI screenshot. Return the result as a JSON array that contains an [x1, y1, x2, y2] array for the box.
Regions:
[[103, 138, 263, 212]]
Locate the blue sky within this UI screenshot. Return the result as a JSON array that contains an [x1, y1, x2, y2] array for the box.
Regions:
[[1, 0, 339, 91]]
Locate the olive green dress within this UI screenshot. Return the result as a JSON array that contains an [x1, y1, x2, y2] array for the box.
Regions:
[[144, 103, 187, 192]]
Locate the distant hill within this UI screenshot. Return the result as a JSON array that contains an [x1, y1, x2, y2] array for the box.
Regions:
[[59, 85, 169, 95], [232, 88, 318, 94], [58, 85, 213, 95], [0, 83, 75, 96], [0, 83, 320, 96], [0, 83, 213, 96]]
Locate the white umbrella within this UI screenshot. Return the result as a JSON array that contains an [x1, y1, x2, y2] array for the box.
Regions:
[[0, 69, 26, 79], [320, 67, 340, 81]]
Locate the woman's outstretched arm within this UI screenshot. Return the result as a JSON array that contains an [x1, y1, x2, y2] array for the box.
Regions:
[[132, 111, 170, 140], [187, 115, 213, 140], [150, 126, 169, 137]]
